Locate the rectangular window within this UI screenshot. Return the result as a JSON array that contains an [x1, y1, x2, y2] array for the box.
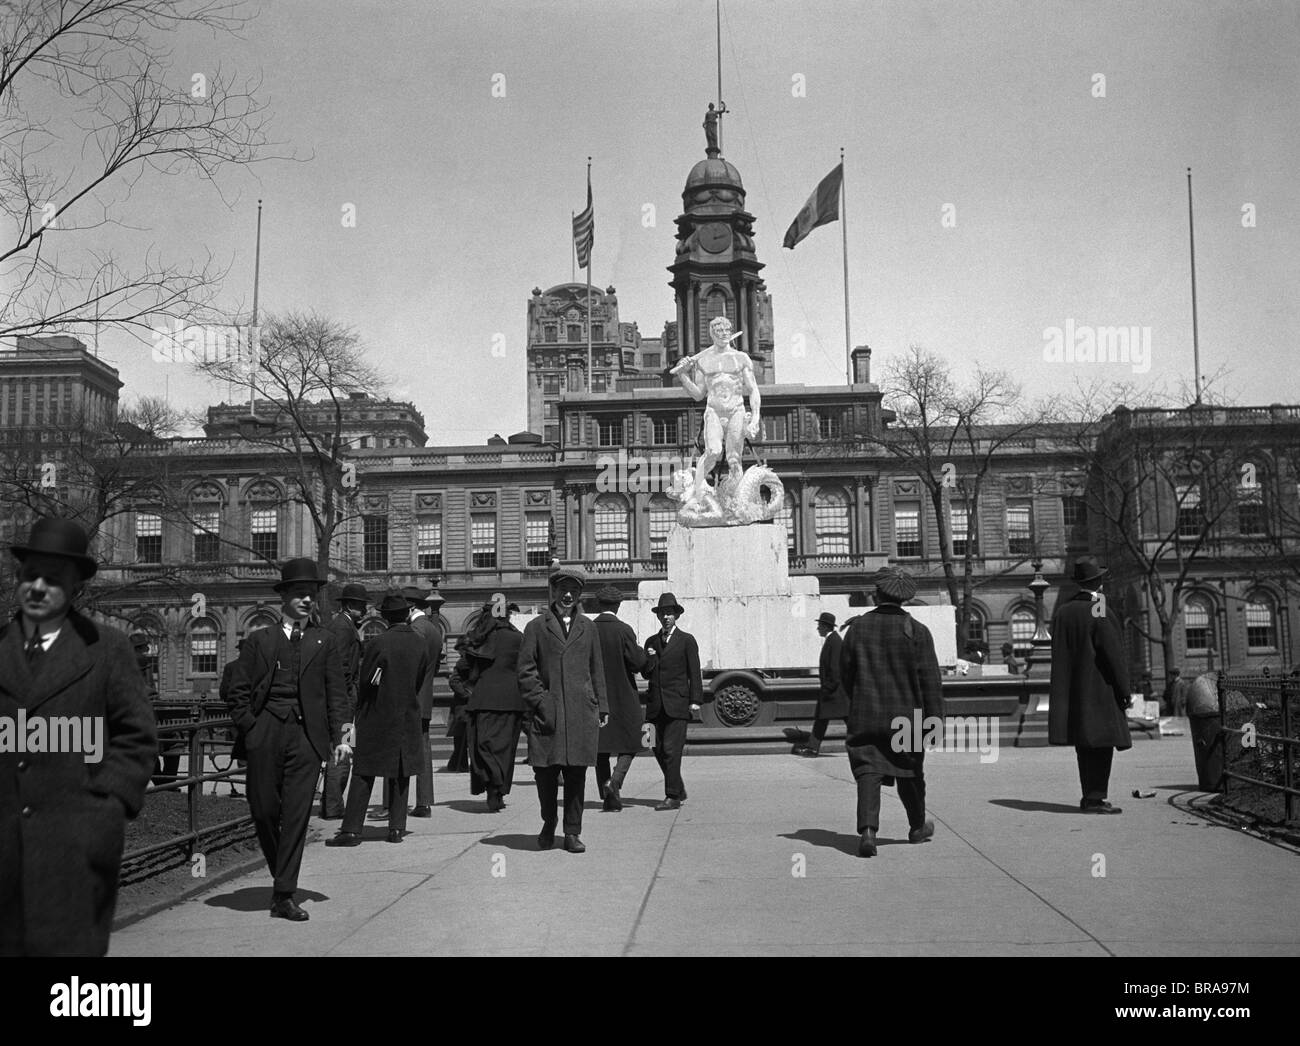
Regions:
[[526, 512, 551, 567], [652, 415, 679, 444], [761, 414, 788, 442], [1062, 495, 1086, 529], [544, 424, 559, 444], [643, 353, 661, 369], [416, 517, 442, 570], [542, 373, 563, 396], [1237, 485, 1264, 536], [544, 402, 558, 420], [251, 507, 278, 560], [567, 324, 582, 342], [1006, 500, 1033, 555], [818, 412, 842, 440], [471, 514, 497, 568], [894, 503, 921, 558], [190, 630, 218, 675], [1176, 484, 1202, 538], [1246, 604, 1275, 651], [136, 513, 163, 563], [649, 502, 674, 567], [596, 416, 624, 447], [591, 372, 607, 393], [1184, 602, 1210, 651], [592, 324, 604, 342], [363, 515, 388, 571], [544, 325, 557, 343], [814, 501, 851, 557], [950, 502, 977, 556], [192, 510, 221, 562]]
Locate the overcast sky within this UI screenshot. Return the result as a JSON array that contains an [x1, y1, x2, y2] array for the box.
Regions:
[[66, 0, 1300, 441]]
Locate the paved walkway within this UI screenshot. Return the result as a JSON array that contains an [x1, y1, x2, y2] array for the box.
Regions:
[[111, 736, 1299, 956]]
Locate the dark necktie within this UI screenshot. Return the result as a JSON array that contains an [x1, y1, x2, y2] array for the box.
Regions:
[[25, 631, 44, 664], [290, 623, 302, 644]]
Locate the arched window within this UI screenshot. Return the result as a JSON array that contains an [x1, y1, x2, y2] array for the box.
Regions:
[[1245, 596, 1276, 651], [190, 482, 224, 563], [1010, 607, 1036, 656], [777, 490, 797, 555], [814, 487, 851, 558], [361, 618, 387, 643], [965, 606, 987, 649], [593, 493, 630, 561], [1183, 599, 1211, 651], [649, 494, 675, 568], [189, 618, 220, 676]]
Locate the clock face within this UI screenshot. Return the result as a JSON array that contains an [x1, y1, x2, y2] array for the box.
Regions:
[[698, 222, 732, 254]]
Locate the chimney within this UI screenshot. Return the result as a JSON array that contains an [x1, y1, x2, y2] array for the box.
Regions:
[[851, 344, 872, 384]]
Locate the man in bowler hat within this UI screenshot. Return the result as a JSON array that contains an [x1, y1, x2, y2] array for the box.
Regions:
[[326, 593, 429, 845], [794, 612, 849, 757], [839, 567, 940, 857], [593, 585, 652, 811], [402, 585, 445, 809], [518, 563, 608, 852], [1, 516, 157, 956], [321, 582, 366, 818], [1048, 557, 1131, 813], [225, 557, 349, 920], [642, 592, 702, 810]]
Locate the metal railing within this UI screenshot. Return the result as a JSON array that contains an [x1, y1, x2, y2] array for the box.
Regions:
[[1217, 673, 1298, 823]]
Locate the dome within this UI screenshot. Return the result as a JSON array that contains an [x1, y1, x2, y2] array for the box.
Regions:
[[684, 157, 744, 194]]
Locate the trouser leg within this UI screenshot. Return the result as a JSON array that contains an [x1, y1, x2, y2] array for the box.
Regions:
[[389, 777, 411, 832], [273, 720, 321, 896], [416, 719, 434, 805], [657, 714, 687, 800], [595, 753, 612, 792], [1076, 746, 1114, 802], [245, 716, 284, 878], [534, 765, 559, 828], [611, 752, 635, 788], [322, 752, 350, 817], [808, 718, 829, 752], [897, 772, 927, 829], [562, 765, 586, 836], [341, 774, 374, 834], [856, 773, 883, 833]]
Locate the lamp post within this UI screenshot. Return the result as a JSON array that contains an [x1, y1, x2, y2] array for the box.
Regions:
[[1024, 558, 1052, 678]]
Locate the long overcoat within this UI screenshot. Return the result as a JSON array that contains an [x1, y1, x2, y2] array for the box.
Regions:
[[1048, 591, 1132, 750], [0, 611, 157, 957], [595, 612, 648, 752], [354, 623, 429, 777], [815, 629, 850, 719], [408, 613, 444, 719], [518, 607, 608, 767], [464, 619, 525, 713]]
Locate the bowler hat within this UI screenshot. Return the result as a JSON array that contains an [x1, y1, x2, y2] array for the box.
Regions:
[[401, 585, 429, 606], [338, 582, 369, 604], [595, 585, 624, 607], [652, 592, 685, 617], [273, 557, 326, 592], [549, 563, 587, 587], [1071, 557, 1108, 587], [872, 566, 917, 603], [10, 516, 98, 579], [379, 593, 411, 615], [817, 611, 837, 629]]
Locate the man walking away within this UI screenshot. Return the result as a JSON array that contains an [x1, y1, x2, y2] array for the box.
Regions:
[[641, 593, 701, 811], [794, 612, 848, 757]]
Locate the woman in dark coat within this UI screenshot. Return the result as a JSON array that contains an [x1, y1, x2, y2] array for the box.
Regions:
[[463, 602, 526, 812]]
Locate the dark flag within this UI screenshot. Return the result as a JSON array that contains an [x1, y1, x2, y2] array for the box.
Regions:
[[783, 163, 843, 249], [573, 175, 594, 269]]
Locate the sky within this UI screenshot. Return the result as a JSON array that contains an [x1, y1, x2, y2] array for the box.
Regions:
[[37, 0, 1300, 441]]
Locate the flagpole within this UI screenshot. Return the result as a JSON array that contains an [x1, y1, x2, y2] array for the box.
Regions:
[[716, 0, 724, 154], [571, 211, 576, 284], [586, 157, 593, 394], [840, 147, 851, 385], [1187, 167, 1202, 405], [250, 198, 263, 418]]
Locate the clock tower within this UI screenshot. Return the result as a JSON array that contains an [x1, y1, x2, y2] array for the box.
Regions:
[[668, 124, 774, 383]]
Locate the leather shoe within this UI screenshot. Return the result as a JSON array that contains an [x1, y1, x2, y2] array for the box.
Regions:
[[908, 820, 935, 843], [387, 828, 404, 843], [794, 745, 821, 758], [603, 782, 623, 812], [858, 828, 878, 858], [538, 824, 556, 850], [410, 805, 432, 818], [325, 831, 362, 847], [270, 897, 309, 921], [654, 798, 681, 811], [563, 834, 586, 853], [1080, 800, 1122, 814]]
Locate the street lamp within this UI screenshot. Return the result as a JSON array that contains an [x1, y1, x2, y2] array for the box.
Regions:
[[1024, 558, 1053, 678]]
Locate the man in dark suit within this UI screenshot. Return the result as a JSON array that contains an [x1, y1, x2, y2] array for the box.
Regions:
[[641, 592, 701, 811], [794, 612, 849, 757], [1048, 558, 1132, 814], [403, 585, 444, 813], [593, 586, 651, 812], [327, 593, 428, 845], [225, 558, 349, 921], [0, 517, 157, 956], [840, 568, 941, 857], [320, 583, 366, 818]]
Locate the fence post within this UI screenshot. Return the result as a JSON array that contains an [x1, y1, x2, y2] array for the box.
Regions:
[[187, 713, 201, 860], [1283, 677, 1295, 824]]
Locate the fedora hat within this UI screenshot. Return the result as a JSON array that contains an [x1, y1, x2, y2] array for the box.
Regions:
[[549, 563, 587, 587], [595, 585, 624, 607], [338, 583, 369, 604], [273, 557, 326, 592], [652, 592, 685, 617], [1071, 557, 1108, 587], [817, 611, 837, 629], [10, 516, 98, 579], [400, 585, 429, 606], [379, 593, 411, 615], [872, 566, 917, 603]]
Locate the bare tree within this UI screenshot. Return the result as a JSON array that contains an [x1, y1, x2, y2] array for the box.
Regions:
[[0, 0, 277, 343]]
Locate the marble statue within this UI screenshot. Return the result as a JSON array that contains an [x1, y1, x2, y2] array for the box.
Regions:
[[667, 316, 783, 527]]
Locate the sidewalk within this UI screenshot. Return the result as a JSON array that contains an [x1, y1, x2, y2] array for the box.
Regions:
[[110, 739, 1299, 957]]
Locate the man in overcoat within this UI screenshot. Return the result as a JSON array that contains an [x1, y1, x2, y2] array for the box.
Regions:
[[839, 568, 941, 857], [642, 592, 702, 810], [593, 586, 651, 812], [225, 558, 349, 920], [321, 582, 366, 819], [0, 516, 157, 956], [794, 612, 849, 757], [1048, 558, 1131, 813], [327, 593, 428, 845], [518, 564, 608, 853], [403, 585, 445, 809]]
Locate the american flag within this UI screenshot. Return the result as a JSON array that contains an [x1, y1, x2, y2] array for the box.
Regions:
[[572, 174, 594, 270]]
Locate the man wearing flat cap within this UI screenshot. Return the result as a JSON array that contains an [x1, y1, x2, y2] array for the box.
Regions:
[[320, 582, 367, 819], [642, 592, 702, 810], [794, 611, 849, 757], [593, 585, 651, 811], [403, 585, 445, 808], [518, 563, 608, 852], [839, 567, 941, 857], [1, 516, 157, 956], [225, 557, 349, 921], [1048, 557, 1131, 814]]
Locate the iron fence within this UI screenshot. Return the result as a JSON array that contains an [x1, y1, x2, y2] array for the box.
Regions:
[[1217, 673, 1298, 823]]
